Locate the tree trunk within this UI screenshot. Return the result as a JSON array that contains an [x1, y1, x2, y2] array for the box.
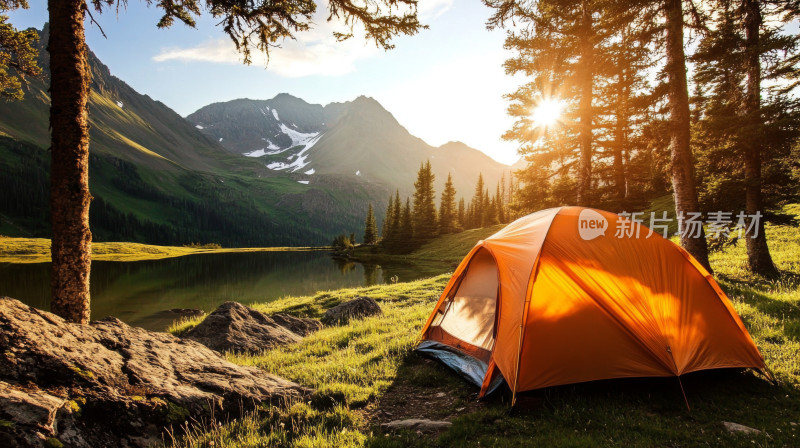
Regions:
[[613, 69, 628, 204], [742, 0, 778, 277], [48, 0, 92, 323], [664, 0, 712, 272], [576, 2, 594, 207]]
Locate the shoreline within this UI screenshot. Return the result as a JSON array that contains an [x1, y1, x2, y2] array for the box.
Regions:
[[0, 237, 329, 264]]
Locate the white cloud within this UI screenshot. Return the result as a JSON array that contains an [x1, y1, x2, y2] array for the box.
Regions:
[[418, 0, 454, 21], [152, 3, 379, 77], [153, 33, 378, 78]]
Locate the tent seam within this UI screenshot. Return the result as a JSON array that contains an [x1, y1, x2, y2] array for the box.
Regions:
[[511, 206, 564, 404]]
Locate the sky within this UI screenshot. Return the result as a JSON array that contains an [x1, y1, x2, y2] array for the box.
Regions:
[[9, 1, 524, 165]]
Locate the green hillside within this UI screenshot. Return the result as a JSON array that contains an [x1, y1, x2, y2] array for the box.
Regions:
[[0, 27, 387, 246]]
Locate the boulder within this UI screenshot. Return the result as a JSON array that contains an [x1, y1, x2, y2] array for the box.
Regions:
[[0, 297, 308, 447], [270, 313, 323, 336], [185, 301, 321, 353], [321, 296, 382, 325], [381, 418, 452, 432], [0, 381, 83, 448]]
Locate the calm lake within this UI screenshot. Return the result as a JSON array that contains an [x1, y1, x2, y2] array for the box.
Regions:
[[0, 250, 451, 331]]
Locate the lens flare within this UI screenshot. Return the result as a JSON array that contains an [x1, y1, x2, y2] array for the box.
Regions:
[[531, 99, 564, 128]]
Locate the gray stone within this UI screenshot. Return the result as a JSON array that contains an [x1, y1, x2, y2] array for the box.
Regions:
[[722, 421, 762, 435], [0, 297, 308, 447], [270, 312, 323, 336], [381, 419, 452, 432], [185, 301, 303, 353], [322, 296, 382, 325], [185, 302, 322, 354]]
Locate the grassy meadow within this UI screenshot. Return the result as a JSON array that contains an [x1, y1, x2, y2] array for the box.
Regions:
[[0, 236, 324, 264], [167, 206, 800, 447]]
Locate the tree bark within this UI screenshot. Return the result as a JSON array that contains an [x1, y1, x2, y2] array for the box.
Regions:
[[613, 69, 629, 204], [48, 0, 92, 323], [576, 2, 594, 207], [664, 0, 712, 272], [742, 0, 778, 277]]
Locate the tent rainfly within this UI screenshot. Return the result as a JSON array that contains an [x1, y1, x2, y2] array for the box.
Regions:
[[417, 207, 766, 404]]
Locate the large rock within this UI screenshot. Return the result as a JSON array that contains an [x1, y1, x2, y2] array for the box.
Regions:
[[322, 296, 382, 325], [185, 301, 321, 354], [0, 297, 308, 447], [271, 313, 323, 336]]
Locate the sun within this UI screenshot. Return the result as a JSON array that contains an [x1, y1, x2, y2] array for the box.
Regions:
[[531, 98, 564, 128]]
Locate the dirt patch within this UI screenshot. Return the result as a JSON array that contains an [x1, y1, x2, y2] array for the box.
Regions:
[[363, 355, 487, 432]]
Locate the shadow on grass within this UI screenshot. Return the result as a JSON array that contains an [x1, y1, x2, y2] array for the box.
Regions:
[[364, 351, 799, 448]]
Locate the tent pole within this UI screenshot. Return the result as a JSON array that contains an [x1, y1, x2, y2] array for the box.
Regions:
[[676, 376, 691, 412], [666, 345, 690, 412]]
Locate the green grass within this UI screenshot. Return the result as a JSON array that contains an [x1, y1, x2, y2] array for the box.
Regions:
[[0, 236, 326, 264], [171, 207, 800, 448], [351, 225, 504, 266]]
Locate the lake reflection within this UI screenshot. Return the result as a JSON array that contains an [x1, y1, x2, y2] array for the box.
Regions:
[[0, 251, 449, 331]]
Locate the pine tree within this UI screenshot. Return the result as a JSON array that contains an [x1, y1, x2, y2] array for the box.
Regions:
[[457, 198, 466, 229], [382, 195, 394, 241], [495, 0, 603, 208], [412, 160, 438, 240], [439, 173, 458, 234], [691, 0, 800, 276], [495, 181, 506, 223], [42, 0, 424, 323], [663, 0, 712, 271], [363, 203, 378, 245], [398, 198, 414, 250], [0, 2, 41, 100], [470, 174, 486, 228]]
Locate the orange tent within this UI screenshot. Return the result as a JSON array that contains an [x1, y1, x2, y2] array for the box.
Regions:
[[417, 207, 765, 402]]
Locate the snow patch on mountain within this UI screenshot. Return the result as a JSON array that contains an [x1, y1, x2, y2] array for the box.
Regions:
[[219, 137, 223, 142], [245, 149, 268, 157], [355, 170, 361, 176], [116, 101, 123, 108], [280, 124, 318, 147], [243, 139, 288, 158], [297, 180, 309, 185], [264, 133, 322, 172], [272, 109, 280, 121], [304, 168, 315, 175], [195, 124, 204, 129]]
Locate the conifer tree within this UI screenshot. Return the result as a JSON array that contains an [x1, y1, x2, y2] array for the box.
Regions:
[[382, 195, 394, 241], [496, 182, 506, 223], [482, 187, 493, 226], [457, 198, 466, 229], [692, 0, 800, 276], [438, 173, 458, 234], [0, 1, 41, 100], [43, 0, 424, 323], [492, 0, 602, 207], [412, 160, 438, 240], [363, 203, 378, 245], [398, 198, 414, 250], [470, 174, 486, 228], [663, 0, 711, 271]]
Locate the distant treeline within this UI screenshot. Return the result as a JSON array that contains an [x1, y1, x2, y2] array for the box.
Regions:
[[337, 161, 519, 254]]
